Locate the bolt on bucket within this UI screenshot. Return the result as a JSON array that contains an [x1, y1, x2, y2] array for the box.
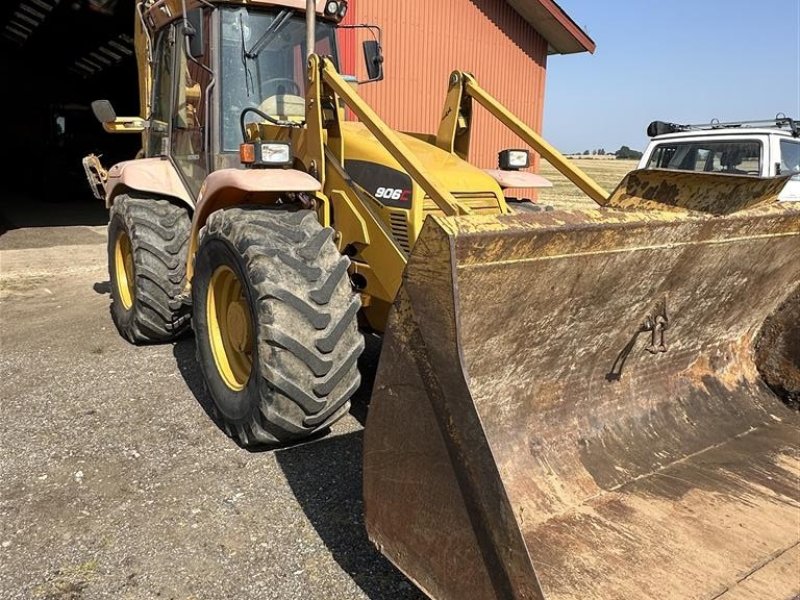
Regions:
[[363, 185, 800, 600]]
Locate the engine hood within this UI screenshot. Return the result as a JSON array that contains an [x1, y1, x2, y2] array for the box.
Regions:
[[339, 122, 503, 199]]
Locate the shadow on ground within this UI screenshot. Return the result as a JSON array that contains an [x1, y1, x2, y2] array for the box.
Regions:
[[172, 335, 422, 599], [173, 337, 219, 431], [172, 333, 383, 436], [0, 196, 108, 232], [276, 432, 425, 600]]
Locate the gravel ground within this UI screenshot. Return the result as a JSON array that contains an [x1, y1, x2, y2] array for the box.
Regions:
[[0, 226, 425, 600]]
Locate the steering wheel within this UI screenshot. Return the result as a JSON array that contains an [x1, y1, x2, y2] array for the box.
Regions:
[[260, 78, 302, 99]]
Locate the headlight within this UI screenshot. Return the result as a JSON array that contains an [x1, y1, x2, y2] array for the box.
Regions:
[[498, 149, 530, 171], [240, 141, 293, 168], [260, 143, 292, 165]]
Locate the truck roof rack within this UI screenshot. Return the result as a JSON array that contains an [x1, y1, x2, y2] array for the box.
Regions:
[[647, 114, 799, 138]]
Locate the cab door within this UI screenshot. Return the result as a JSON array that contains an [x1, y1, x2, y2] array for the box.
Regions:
[[171, 13, 212, 198], [147, 24, 175, 158]]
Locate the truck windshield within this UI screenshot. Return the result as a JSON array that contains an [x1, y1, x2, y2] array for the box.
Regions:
[[646, 140, 762, 176], [220, 7, 339, 151], [779, 140, 800, 176]]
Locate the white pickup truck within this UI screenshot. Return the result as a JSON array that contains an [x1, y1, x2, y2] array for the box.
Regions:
[[638, 117, 800, 200]]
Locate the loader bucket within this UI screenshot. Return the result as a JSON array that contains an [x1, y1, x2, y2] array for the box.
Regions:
[[605, 168, 793, 214], [363, 194, 800, 600]]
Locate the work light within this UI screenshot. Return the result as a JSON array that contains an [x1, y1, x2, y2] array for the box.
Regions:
[[498, 149, 531, 171], [324, 0, 347, 21], [240, 142, 293, 167]]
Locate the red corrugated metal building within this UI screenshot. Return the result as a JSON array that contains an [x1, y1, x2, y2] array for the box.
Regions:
[[339, 0, 595, 170]]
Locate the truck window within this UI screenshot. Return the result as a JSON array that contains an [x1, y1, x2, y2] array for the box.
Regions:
[[779, 140, 800, 177], [646, 141, 761, 175]]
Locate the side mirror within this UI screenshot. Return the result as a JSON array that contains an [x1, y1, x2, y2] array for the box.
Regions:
[[363, 40, 384, 82], [186, 9, 205, 58], [91, 99, 117, 124]]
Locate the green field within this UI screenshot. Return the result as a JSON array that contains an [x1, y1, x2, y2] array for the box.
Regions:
[[537, 158, 639, 209]]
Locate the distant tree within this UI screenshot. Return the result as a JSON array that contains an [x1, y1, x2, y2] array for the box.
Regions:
[[615, 145, 643, 160], [583, 150, 590, 156], [591, 149, 597, 156], [598, 148, 606, 156]]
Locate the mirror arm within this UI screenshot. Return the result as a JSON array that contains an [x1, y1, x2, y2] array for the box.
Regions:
[[102, 117, 149, 134], [339, 23, 384, 83]]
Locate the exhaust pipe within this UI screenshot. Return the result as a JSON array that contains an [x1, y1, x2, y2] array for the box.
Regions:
[[306, 0, 316, 59]]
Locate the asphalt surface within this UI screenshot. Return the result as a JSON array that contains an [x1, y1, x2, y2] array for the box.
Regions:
[[0, 220, 425, 600]]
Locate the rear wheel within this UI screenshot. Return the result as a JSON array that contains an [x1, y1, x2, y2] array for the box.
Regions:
[[108, 195, 192, 343], [192, 206, 364, 447]]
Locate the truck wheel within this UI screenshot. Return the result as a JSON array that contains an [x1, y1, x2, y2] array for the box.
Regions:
[[108, 195, 192, 344], [192, 206, 364, 447]]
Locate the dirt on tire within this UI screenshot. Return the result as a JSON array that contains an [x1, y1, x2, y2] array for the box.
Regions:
[[107, 195, 192, 344], [192, 206, 364, 446]]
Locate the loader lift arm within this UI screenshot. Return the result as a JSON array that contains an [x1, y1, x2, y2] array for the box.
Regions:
[[297, 55, 491, 304], [307, 56, 471, 218], [436, 71, 610, 205]]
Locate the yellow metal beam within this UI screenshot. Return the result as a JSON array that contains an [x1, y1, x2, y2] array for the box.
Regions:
[[460, 72, 609, 205], [319, 58, 470, 217]]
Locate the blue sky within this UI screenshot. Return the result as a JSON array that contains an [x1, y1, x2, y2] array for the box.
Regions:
[[543, 0, 800, 153]]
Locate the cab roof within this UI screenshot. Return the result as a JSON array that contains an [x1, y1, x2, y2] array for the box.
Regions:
[[141, 0, 340, 32]]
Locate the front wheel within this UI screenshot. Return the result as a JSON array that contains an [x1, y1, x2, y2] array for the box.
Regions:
[[192, 206, 364, 447]]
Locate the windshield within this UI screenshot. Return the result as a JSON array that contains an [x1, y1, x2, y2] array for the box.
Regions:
[[646, 140, 762, 176], [220, 7, 339, 151], [779, 140, 800, 176]]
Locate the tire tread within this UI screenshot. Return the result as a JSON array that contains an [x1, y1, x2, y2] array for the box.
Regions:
[[196, 206, 362, 446]]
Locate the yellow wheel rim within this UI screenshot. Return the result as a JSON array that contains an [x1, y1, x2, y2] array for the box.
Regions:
[[114, 231, 135, 311], [207, 265, 254, 392]]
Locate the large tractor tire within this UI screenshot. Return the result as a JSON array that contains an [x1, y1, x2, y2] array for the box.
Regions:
[[108, 195, 192, 344], [192, 206, 364, 447]]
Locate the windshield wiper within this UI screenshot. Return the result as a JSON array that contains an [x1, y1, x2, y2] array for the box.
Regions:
[[245, 9, 293, 58]]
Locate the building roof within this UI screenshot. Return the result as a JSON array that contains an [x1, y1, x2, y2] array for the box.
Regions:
[[506, 0, 596, 55]]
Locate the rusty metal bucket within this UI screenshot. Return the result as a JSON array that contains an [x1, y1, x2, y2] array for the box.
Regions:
[[363, 180, 800, 600]]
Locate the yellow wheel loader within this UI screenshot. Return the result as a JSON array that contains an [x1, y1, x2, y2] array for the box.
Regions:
[[84, 1, 800, 598]]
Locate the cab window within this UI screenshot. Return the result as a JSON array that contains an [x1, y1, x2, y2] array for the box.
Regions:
[[220, 8, 339, 152], [172, 16, 213, 197]]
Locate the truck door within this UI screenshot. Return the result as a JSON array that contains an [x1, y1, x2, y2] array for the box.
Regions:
[[778, 138, 800, 201]]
